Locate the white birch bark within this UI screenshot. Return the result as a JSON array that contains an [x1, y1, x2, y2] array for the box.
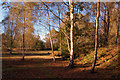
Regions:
[[69, 0, 74, 67], [47, 9, 55, 62]]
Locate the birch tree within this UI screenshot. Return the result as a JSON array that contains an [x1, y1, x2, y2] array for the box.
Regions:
[[91, 1, 100, 73], [68, 0, 74, 68], [47, 9, 56, 62]]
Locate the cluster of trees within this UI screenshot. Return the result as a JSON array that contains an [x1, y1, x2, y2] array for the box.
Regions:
[[1, 2, 59, 52], [1, 1, 120, 72]]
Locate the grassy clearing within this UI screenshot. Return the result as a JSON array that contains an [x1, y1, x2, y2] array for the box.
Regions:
[[1, 50, 61, 60], [2, 50, 59, 55], [1, 55, 61, 60]]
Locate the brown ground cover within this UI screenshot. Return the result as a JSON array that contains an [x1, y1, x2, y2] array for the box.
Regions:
[[2, 56, 120, 79]]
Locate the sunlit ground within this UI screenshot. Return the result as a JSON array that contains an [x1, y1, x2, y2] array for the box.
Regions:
[[1, 55, 61, 60], [1, 50, 60, 60], [1, 50, 120, 79], [0, 55, 60, 59]]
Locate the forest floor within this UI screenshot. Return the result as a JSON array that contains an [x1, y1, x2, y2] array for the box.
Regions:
[[2, 47, 120, 79]]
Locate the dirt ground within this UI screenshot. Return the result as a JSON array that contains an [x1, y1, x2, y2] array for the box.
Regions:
[[2, 55, 120, 79]]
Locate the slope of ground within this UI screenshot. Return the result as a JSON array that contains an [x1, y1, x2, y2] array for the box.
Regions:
[[76, 45, 119, 68]]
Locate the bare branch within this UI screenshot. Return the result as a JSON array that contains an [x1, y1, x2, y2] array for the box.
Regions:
[[42, 2, 65, 24]]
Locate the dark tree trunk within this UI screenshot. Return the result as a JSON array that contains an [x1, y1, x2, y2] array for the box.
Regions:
[[116, 4, 120, 44], [103, 3, 110, 46], [117, 3, 120, 66], [22, 31, 25, 60], [22, 3, 25, 60], [106, 6, 110, 45], [10, 25, 12, 55], [116, 23, 120, 44]]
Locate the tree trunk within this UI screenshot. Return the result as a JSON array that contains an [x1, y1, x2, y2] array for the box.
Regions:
[[58, 5, 62, 58], [117, 3, 120, 66], [116, 4, 120, 44], [68, 0, 74, 68], [91, 1, 100, 73], [106, 5, 110, 46], [116, 22, 120, 44], [10, 19, 13, 55], [22, 3, 25, 60], [22, 29, 25, 60], [103, 3, 110, 46], [47, 9, 55, 62]]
